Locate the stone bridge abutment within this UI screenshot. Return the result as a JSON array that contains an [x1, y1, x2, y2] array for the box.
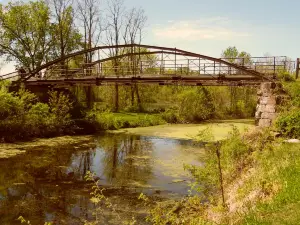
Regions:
[[255, 82, 286, 127]]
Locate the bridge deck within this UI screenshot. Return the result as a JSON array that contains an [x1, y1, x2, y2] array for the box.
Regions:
[[20, 75, 268, 87]]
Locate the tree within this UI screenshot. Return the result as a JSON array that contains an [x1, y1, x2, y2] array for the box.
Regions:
[[104, 0, 125, 112], [221, 46, 252, 66], [0, 1, 53, 72], [221, 46, 253, 116], [122, 7, 147, 110], [76, 0, 102, 65], [178, 87, 215, 122], [221, 46, 239, 63], [47, 0, 82, 65]]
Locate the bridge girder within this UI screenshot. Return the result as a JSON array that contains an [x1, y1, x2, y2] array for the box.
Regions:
[[1, 44, 288, 86]]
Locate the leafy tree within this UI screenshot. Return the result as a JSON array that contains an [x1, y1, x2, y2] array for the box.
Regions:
[[221, 47, 254, 116], [47, 0, 82, 60], [221, 46, 252, 66], [178, 87, 215, 122], [0, 0, 53, 71], [221, 46, 239, 63]]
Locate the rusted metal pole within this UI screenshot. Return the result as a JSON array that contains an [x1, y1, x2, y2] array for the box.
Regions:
[[214, 61, 216, 75], [296, 58, 299, 79], [273, 57, 276, 75], [175, 48, 177, 74], [199, 58, 201, 75]]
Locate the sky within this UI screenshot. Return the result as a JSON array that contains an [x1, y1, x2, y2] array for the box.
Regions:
[[125, 0, 300, 58], [1, 0, 300, 74]]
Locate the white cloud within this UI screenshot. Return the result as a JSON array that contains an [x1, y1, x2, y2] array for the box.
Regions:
[[152, 18, 250, 41]]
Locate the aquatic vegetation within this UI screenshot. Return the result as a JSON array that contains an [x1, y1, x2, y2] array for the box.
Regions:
[[118, 120, 255, 140]]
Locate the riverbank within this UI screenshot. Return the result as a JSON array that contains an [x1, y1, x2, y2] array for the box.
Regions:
[[144, 126, 300, 225]]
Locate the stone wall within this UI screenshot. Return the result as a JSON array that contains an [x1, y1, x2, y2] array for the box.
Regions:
[[255, 82, 285, 127]]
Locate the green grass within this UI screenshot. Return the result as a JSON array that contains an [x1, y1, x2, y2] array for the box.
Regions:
[[92, 112, 166, 130], [242, 143, 300, 225]]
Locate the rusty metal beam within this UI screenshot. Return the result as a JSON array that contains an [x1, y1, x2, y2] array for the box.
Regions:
[[17, 44, 271, 82]]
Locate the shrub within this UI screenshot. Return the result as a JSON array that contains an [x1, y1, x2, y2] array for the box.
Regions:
[[178, 87, 215, 122], [277, 71, 295, 82], [0, 89, 74, 142], [276, 109, 300, 138], [161, 109, 180, 123]]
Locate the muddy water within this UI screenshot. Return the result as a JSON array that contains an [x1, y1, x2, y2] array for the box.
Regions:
[[0, 134, 204, 225], [0, 120, 254, 224]]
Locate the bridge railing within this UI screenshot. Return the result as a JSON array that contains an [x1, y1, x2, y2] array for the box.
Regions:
[[35, 57, 266, 80], [221, 56, 295, 75], [0, 71, 23, 81]]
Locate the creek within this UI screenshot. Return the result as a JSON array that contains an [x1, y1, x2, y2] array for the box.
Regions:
[[0, 120, 254, 225]]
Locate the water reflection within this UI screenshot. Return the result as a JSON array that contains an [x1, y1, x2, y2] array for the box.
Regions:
[[0, 134, 204, 224]]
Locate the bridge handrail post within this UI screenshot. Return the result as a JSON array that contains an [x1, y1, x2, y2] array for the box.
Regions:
[[273, 57, 276, 75], [199, 58, 201, 75], [175, 48, 177, 75], [296, 58, 300, 79]]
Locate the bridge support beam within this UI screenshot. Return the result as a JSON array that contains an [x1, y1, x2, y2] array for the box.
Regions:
[[255, 82, 286, 127]]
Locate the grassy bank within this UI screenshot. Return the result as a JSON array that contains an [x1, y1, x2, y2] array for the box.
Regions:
[[142, 127, 300, 225], [86, 111, 166, 130]]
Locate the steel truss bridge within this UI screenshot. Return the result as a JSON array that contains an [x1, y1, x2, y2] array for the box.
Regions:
[[0, 44, 293, 87]]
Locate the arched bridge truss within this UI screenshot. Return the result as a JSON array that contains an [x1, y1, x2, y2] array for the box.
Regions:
[[1, 44, 289, 87]]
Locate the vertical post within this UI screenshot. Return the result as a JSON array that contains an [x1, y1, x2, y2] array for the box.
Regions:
[[187, 59, 190, 75], [283, 57, 287, 72], [97, 50, 100, 77], [175, 48, 177, 75], [204, 64, 206, 74], [199, 58, 201, 75], [273, 57, 276, 75], [296, 58, 300, 79], [213, 61, 216, 75], [161, 52, 164, 75], [100, 62, 102, 76]]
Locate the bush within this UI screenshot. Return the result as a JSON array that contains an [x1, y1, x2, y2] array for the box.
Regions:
[[277, 71, 295, 82], [276, 109, 300, 138], [178, 87, 215, 122], [0, 89, 74, 142], [161, 109, 180, 123]]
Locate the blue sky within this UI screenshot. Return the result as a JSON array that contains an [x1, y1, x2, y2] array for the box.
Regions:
[[1, 0, 299, 73], [125, 0, 300, 59]]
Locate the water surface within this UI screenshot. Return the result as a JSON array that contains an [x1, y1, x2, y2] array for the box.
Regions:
[[0, 133, 204, 225]]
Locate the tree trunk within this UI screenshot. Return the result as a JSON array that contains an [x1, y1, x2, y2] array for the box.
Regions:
[[131, 85, 135, 107], [135, 84, 142, 112], [114, 83, 119, 112], [86, 86, 93, 109]]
